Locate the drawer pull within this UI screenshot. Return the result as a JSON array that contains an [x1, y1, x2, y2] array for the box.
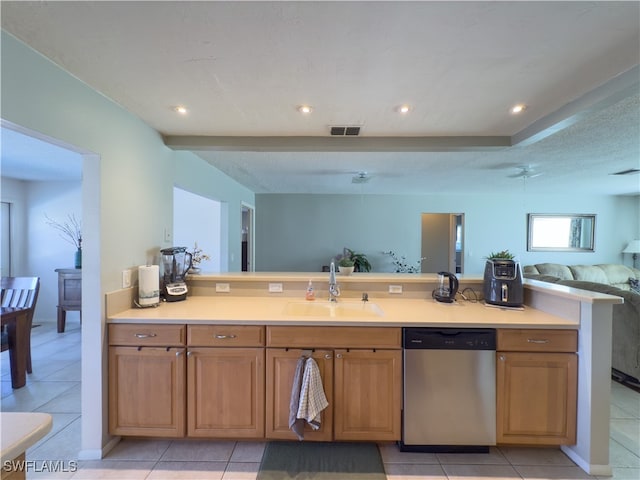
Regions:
[[134, 333, 157, 339], [215, 334, 237, 339], [324, 354, 332, 360], [527, 338, 550, 344]]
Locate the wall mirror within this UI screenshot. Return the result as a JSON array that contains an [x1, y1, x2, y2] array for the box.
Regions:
[[527, 214, 596, 252]]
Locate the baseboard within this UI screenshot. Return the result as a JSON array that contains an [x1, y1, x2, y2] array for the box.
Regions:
[[77, 436, 121, 460]]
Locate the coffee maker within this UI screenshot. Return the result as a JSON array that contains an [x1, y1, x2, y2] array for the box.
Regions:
[[160, 247, 193, 302], [432, 271, 459, 303], [483, 259, 523, 308]]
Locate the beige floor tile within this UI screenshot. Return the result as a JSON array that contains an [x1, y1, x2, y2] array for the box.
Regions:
[[610, 384, 640, 419], [611, 404, 636, 420], [147, 461, 226, 479], [378, 444, 438, 464], [442, 463, 521, 479], [160, 440, 236, 462], [105, 438, 171, 461], [610, 419, 640, 456], [229, 442, 266, 462], [0, 381, 78, 412], [29, 417, 81, 462], [609, 439, 640, 468], [514, 465, 596, 479], [602, 467, 640, 479], [35, 383, 81, 414], [436, 448, 509, 465], [384, 463, 447, 480], [499, 447, 575, 466], [222, 462, 260, 480], [70, 460, 155, 479]]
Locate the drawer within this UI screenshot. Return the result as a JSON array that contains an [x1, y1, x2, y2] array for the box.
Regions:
[[109, 323, 186, 346], [188, 325, 265, 347], [497, 329, 577, 353], [267, 326, 401, 349]]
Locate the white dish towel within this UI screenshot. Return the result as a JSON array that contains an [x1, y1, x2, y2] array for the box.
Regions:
[[289, 357, 329, 440]]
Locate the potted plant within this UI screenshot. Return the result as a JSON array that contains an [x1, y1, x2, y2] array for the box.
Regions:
[[346, 248, 372, 272], [485, 249, 515, 260], [337, 256, 355, 275]]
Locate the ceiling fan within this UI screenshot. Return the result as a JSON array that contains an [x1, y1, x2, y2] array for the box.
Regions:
[[351, 171, 371, 184], [508, 165, 543, 179]]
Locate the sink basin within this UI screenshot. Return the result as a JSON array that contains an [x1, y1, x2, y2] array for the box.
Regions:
[[284, 301, 384, 318]]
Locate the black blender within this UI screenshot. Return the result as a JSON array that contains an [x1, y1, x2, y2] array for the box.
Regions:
[[160, 247, 193, 302]]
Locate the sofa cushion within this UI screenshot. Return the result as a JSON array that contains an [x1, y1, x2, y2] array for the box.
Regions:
[[630, 278, 640, 294], [523, 273, 562, 283], [531, 263, 574, 280], [596, 264, 638, 290], [569, 265, 609, 284]]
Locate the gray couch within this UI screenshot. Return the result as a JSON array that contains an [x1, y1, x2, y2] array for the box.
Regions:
[[524, 263, 640, 383]]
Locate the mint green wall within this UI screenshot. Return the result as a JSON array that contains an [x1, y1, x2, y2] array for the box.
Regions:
[[255, 194, 640, 273], [1, 31, 254, 456]]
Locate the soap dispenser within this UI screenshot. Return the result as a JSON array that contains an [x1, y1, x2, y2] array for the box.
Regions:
[[305, 280, 315, 301]]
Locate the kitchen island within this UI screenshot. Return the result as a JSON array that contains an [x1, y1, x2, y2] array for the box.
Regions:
[[106, 272, 622, 475]]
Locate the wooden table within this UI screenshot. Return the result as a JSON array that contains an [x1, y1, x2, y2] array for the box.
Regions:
[[1, 412, 53, 480], [54, 268, 81, 333], [1, 307, 30, 388]]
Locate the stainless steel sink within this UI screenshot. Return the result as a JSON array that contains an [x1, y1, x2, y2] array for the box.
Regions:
[[284, 301, 384, 318]]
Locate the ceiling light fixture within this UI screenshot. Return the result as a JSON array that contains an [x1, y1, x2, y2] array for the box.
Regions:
[[174, 106, 188, 115], [510, 104, 527, 114], [297, 105, 313, 114], [396, 105, 411, 114]]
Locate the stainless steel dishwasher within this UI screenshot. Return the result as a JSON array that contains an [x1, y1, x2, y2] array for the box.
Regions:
[[401, 328, 496, 453]]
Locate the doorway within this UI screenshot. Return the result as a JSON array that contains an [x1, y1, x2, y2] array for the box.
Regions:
[[420, 213, 464, 274], [241, 204, 254, 272]]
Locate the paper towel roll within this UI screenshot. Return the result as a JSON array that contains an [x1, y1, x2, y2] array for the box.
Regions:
[[138, 265, 160, 307]]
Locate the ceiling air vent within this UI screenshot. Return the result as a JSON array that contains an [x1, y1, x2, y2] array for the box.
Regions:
[[610, 168, 640, 175], [330, 126, 361, 136]]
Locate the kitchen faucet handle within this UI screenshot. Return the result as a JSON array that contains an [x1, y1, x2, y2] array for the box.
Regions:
[[362, 292, 369, 302]]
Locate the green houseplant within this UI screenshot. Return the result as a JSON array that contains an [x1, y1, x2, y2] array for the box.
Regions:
[[485, 249, 515, 260]]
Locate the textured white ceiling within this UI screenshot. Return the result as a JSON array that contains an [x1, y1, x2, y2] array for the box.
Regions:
[[1, 1, 639, 195]]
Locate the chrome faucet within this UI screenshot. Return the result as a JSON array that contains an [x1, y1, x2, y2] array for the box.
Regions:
[[329, 260, 341, 302]]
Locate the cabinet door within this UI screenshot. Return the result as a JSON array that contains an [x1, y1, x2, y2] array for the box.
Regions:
[[497, 352, 577, 445], [265, 348, 333, 441], [109, 346, 186, 437], [187, 347, 265, 438], [334, 349, 401, 441]]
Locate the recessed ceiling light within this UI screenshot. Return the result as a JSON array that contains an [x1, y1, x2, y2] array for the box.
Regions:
[[510, 104, 527, 114], [174, 106, 188, 115], [396, 105, 411, 114], [297, 105, 313, 114]]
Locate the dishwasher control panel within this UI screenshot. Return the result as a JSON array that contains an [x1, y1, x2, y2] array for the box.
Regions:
[[403, 328, 496, 350]]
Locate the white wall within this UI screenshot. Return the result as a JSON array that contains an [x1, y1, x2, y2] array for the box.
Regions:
[[255, 193, 640, 274], [173, 186, 221, 273]]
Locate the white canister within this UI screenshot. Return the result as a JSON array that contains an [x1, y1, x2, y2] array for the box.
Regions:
[[138, 265, 160, 307]]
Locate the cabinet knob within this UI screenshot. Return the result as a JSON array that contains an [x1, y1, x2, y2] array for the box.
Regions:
[[215, 334, 237, 339], [324, 354, 332, 359], [134, 333, 157, 339], [186, 351, 192, 357], [499, 355, 506, 361], [336, 353, 343, 359]]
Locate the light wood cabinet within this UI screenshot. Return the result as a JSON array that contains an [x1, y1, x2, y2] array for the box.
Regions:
[[265, 326, 401, 442], [109, 323, 266, 439], [496, 329, 578, 445], [109, 345, 186, 437], [334, 348, 401, 441], [265, 348, 334, 441], [186, 325, 265, 438]]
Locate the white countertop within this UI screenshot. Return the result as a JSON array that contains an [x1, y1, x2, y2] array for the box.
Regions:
[[109, 295, 579, 328], [1, 412, 52, 462]]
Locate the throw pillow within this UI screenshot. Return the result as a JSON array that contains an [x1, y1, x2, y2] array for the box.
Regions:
[[629, 277, 640, 294]]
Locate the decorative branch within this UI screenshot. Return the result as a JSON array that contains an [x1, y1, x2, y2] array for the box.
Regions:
[[383, 250, 426, 273], [45, 213, 82, 249]]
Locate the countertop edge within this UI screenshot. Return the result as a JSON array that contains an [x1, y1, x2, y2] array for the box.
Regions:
[[1, 412, 53, 462]]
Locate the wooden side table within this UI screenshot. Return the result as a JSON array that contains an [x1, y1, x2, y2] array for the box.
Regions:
[[54, 268, 81, 333]]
